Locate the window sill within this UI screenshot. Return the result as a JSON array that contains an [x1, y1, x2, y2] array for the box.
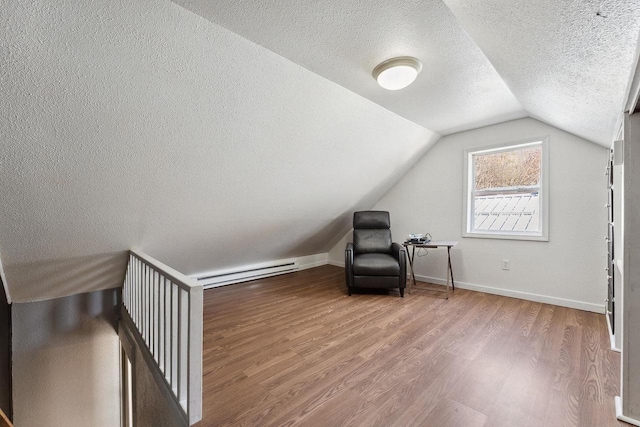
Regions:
[[462, 231, 549, 242]]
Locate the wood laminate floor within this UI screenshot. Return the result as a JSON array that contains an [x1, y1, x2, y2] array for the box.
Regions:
[[195, 265, 622, 427]]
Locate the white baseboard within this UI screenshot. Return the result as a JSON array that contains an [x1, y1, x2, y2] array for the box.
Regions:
[[195, 253, 329, 288], [326, 260, 604, 314], [414, 273, 604, 313], [616, 396, 640, 426], [606, 313, 621, 352], [298, 253, 329, 270]]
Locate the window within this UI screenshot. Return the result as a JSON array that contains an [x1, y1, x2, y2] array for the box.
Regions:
[[463, 137, 549, 241]]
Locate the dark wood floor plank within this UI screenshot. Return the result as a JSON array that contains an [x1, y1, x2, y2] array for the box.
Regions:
[[553, 324, 582, 395], [510, 300, 542, 337], [421, 398, 488, 427], [262, 357, 367, 426], [446, 331, 519, 414], [388, 352, 473, 426], [200, 376, 271, 426], [580, 311, 606, 403], [453, 296, 521, 360], [294, 389, 369, 427], [193, 265, 621, 427], [543, 389, 581, 427]]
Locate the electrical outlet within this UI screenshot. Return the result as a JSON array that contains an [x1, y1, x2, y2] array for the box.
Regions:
[[502, 259, 510, 270]]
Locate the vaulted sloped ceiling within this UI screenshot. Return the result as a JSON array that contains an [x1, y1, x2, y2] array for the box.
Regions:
[[0, 0, 437, 302], [176, 0, 640, 146]]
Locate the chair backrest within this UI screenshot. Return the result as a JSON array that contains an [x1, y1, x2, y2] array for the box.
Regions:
[[353, 211, 392, 255]]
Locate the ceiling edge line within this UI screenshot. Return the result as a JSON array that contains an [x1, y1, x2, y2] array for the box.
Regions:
[[170, 0, 437, 135], [623, 29, 640, 114], [365, 132, 442, 210], [440, 0, 525, 113], [321, 132, 443, 253]]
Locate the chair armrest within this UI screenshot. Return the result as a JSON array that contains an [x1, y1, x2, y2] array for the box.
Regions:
[[392, 243, 407, 288], [391, 242, 405, 260], [346, 242, 354, 251], [345, 242, 354, 287]]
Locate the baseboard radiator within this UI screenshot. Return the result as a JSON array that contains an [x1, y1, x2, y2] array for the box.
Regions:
[[194, 259, 299, 288], [122, 250, 203, 426]]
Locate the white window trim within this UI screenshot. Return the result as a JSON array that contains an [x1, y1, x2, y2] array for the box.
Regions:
[[462, 136, 550, 242]]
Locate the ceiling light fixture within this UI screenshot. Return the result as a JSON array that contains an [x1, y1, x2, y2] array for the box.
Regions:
[[372, 56, 422, 90]]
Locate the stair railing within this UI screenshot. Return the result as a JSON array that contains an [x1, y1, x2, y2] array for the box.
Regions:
[[122, 250, 202, 425]]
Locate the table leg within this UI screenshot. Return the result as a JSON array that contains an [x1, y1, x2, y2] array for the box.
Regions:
[[411, 246, 417, 290], [446, 249, 450, 300], [406, 246, 418, 294], [448, 246, 455, 290]]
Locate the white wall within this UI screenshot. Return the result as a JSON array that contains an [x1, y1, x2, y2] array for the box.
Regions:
[[0, 0, 438, 302], [621, 111, 640, 421], [11, 289, 120, 427], [329, 118, 609, 312]]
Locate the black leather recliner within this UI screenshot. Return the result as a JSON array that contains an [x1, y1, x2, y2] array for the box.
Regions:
[[345, 211, 406, 297]]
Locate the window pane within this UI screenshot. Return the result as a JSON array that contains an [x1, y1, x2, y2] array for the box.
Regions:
[[474, 146, 541, 190], [474, 193, 539, 232]]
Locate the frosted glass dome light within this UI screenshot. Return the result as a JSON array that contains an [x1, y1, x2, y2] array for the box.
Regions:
[[373, 57, 422, 90]]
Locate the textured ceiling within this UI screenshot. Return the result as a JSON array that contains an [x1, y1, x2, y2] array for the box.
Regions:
[[0, 0, 438, 302], [174, 0, 527, 135], [176, 0, 640, 146], [442, 0, 640, 147], [2, 0, 639, 302]]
